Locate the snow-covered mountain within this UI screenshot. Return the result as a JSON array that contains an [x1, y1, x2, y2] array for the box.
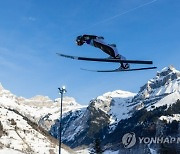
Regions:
[[0, 83, 83, 153], [0, 82, 84, 124], [101, 66, 180, 152], [49, 66, 180, 153], [95, 90, 136, 122], [1, 65, 180, 153], [133, 65, 180, 109], [0, 105, 73, 154], [49, 89, 135, 148]]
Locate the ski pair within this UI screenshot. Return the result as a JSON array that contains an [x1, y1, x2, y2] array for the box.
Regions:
[[56, 53, 157, 72]]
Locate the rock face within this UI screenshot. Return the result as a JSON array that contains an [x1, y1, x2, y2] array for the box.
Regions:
[[0, 83, 81, 153], [0, 82, 84, 128], [48, 66, 180, 153], [104, 66, 180, 153], [1, 65, 180, 153], [49, 90, 136, 148], [133, 65, 180, 108], [0, 100, 74, 153], [38, 96, 84, 131]]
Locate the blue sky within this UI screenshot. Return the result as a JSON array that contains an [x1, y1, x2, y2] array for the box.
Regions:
[[0, 0, 180, 104]]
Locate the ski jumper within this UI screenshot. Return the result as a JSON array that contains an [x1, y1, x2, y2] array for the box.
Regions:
[[81, 35, 129, 69], [82, 35, 119, 58]]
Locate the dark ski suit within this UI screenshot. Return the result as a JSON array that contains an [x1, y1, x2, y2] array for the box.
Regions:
[[81, 35, 129, 69]]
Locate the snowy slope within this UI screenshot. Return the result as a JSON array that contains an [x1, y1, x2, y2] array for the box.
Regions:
[[133, 65, 180, 109], [50, 66, 180, 150], [0, 83, 82, 153], [0, 106, 72, 154], [90, 90, 136, 133], [0, 83, 84, 127], [98, 66, 180, 153], [48, 89, 136, 148], [96, 90, 136, 122], [1, 65, 180, 153], [159, 114, 180, 123]]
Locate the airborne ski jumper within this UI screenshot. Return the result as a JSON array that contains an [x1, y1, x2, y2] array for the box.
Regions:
[[56, 34, 156, 72], [76, 34, 130, 70]]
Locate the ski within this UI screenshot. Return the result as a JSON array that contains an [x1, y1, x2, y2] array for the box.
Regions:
[[56, 53, 153, 65], [80, 67, 157, 72]]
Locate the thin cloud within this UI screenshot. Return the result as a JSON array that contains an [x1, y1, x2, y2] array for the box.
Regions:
[[0, 56, 22, 71], [23, 16, 37, 22], [27, 16, 36, 21], [0, 46, 45, 72], [72, 0, 158, 34]]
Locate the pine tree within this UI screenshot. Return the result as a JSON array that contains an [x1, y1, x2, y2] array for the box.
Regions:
[[90, 138, 103, 154], [0, 121, 3, 137]]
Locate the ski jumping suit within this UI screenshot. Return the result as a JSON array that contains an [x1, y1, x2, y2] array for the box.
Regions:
[[81, 35, 129, 69]]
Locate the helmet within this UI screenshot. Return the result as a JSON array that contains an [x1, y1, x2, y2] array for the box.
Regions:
[[76, 35, 84, 46]]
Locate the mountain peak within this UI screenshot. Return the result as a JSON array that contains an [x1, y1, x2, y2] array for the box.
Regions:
[[0, 83, 15, 99], [141, 66, 180, 94], [156, 65, 180, 78], [102, 90, 136, 98], [29, 95, 52, 102], [133, 66, 180, 108], [0, 82, 5, 91]]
